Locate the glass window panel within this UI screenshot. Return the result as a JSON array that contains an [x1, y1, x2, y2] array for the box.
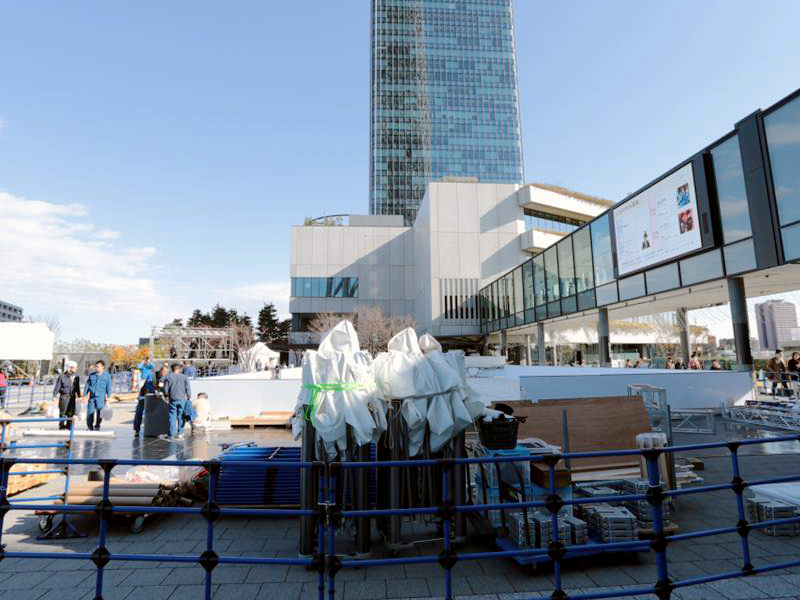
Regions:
[[618, 274, 645, 300], [782, 222, 800, 261], [724, 239, 757, 274], [547, 300, 561, 318], [544, 246, 560, 301], [711, 136, 752, 244], [645, 263, 680, 294], [513, 267, 524, 315], [535, 305, 547, 321], [524, 308, 534, 323], [573, 227, 594, 293], [561, 296, 577, 314], [591, 214, 614, 285], [578, 289, 596, 311], [522, 261, 534, 310], [302, 278, 313, 297], [326, 278, 335, 297], [333, 277, 344, 298], [680, 250, 723, 286], [533, 255, 546, 306], [764, 96, 800, 226], [349, 277, 359, 298], [291, 278, 298, 297], [558, 238, 576, 298]]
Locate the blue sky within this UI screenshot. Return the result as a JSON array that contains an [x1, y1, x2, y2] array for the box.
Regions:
[[1, 1, 799, 343]]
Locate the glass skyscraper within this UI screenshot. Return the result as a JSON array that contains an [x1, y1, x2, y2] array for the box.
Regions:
[[370, 0, 524, 224]]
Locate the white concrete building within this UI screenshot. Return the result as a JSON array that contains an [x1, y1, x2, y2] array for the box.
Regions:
[[289, 180, 610, 353]]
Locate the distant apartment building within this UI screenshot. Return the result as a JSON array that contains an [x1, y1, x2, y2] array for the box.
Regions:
[[0, 300, 23, 322], [755, 299, 798, 351]]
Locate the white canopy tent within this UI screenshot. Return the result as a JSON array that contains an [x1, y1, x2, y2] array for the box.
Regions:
[[239, 341, 280, 372], [0, 323, 55, 360]]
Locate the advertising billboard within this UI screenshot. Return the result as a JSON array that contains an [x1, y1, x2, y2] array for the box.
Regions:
[[613, 163, 702, 276]]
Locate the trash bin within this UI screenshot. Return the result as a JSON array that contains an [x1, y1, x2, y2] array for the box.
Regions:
[[142, 393, 170, 437]]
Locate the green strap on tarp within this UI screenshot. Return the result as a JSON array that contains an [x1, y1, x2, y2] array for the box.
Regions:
[[303, 382, 370, 425]]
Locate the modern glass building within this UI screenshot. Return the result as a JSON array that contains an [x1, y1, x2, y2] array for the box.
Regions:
[[370, 0, 524, 224], [478, 85, 800, 371]]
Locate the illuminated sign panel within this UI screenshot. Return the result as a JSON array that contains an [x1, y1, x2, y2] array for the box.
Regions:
[[613, 163, 702, 276]]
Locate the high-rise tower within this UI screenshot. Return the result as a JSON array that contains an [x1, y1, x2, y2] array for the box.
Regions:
[[369, 0, 524, 224]]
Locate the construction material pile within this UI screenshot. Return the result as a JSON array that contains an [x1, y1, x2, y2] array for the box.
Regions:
[[746, 496, 800, 536], [293, 320, 483, 457], [57, 481, 185, 507], [7, 462, 60, 496], [578, 504, 638, 542]]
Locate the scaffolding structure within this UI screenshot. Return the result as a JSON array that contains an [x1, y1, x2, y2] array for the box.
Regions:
[[149, 326, 233, 366]]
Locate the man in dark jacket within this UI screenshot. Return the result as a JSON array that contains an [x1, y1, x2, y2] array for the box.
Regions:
[[159, 363, 191, 439], [52, 360, 80, 430]]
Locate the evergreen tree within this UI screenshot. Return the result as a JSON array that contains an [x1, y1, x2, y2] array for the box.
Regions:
[[257, 303, 281, 343]]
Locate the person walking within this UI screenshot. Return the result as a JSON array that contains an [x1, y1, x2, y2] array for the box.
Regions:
[[0, 369, 8, 409], [84, 360, 112, 431], [767, 349, 788, 397], [52, 360, 80, 430], [788, 352, 800, 398], [160, 363, 191, 440], [137, 358, 154, 384]]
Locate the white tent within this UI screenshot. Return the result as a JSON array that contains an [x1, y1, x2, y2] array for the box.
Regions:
[[241, 341, 280, 372], [0, 323, 55, 360]]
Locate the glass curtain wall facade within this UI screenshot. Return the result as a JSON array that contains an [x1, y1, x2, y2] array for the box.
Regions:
[[370, 0, 524, 224], [479, 87, 800, 334]]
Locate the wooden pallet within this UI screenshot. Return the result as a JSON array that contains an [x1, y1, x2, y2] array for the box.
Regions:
[[7, 463, 60, 496], [229, 411, 293, 428]]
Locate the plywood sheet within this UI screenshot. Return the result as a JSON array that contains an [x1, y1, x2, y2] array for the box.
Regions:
[[495, 396, 650, 470]]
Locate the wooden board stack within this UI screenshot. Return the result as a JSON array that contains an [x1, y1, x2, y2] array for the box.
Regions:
[[7, 462, 61, 496]]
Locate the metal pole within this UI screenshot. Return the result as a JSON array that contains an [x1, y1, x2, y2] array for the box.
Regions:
[[300, 419, 317, 556], [453, 431, 467, 541], [389, 400, 401, 547], [537, 322, 546, 366], [356, 443, 370, 555], [598, 307, 611, 367], [728, 277, 753, 371], [677, 307, 691, 365]]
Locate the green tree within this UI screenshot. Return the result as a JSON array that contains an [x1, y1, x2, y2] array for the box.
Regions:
[[257, 303, 281, 343]]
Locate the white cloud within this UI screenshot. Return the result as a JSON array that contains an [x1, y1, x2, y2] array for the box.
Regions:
[[0, 190, 182, 340]]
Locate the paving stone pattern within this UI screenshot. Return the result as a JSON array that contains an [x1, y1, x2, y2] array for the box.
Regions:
[[1, 405, 799, 599]]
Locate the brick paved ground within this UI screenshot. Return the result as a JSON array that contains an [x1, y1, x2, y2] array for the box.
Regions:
[[1, 404, 799, 599]]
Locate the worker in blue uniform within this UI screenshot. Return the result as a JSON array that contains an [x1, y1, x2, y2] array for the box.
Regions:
[[84, 360, 112, 431], [160, 363, 191, 440]]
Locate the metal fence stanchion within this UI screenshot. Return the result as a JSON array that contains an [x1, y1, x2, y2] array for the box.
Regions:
[[546, 456, 565, 599], [201, 461, 221, 600], [644, 449, 671, 599], [325, 463, 339, 600], [439, 464, 454, 600], [93, 459, 115, 598], [728, 443, 753, 573]]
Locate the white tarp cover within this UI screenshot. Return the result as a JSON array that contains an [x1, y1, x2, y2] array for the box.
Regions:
[[294, 321, 483, 457], [374, 328, 482, 455], [0, 323, 54, 360], [293, 321, 386, 457]]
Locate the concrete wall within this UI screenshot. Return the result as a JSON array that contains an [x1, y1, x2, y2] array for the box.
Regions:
[[414, 182, 527, 337], [289, 223, 415, 318]]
